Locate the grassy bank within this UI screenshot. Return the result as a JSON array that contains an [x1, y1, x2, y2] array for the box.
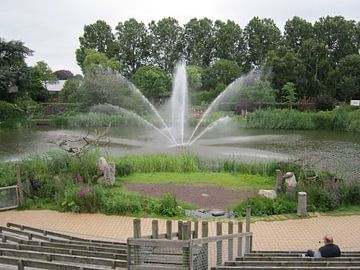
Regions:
[[123, 172, 274, 190], [246, 106, 360, 132], [1, 151, 359, 218]]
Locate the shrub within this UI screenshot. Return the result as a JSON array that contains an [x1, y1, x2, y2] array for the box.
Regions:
[[314, 95, 336, 111], [346, 184, 360, 205], [0, 101, 23, 121], [100, 190, 142, 215], [232, 195, 297, 217], [155, 193, 185, 217]]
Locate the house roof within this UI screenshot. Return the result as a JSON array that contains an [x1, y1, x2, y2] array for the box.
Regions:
[[46, 80, 67, 92]]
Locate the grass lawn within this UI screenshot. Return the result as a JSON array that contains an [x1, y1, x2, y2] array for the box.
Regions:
[[122, 172, 274, 190]]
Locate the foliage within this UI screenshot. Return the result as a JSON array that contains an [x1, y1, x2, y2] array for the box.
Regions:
[[0, 100, 23, 121], [148, 17, 183, 74], [202, 59, 242, 91], [60, 78, 82, 102], [346, 184, 360, 205], [336, 54, 360, 101], [83, 49, 121, 73], [281, 82, 296, 109], [155, 193, 185, 217], [0, 38, 32, 100], [131, 65, 170, 101], [115, 18, 151, 76], [284, 16, 313, 52], [314, 95, 336, 111], [239, 80, 277, 109], [76, 20, 116, 72], [54, 70, 74, 80], [115, 153, 201, 173], [187, 65, 204, 91], [232, 195, 297, 217]]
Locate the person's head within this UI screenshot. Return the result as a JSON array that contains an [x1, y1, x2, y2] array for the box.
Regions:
[[323, 234, 334, 245]]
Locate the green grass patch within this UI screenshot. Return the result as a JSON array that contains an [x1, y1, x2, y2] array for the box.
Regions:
[[123, 172, 274, 190]]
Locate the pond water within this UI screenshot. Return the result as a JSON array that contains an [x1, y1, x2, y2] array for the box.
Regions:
[[0, 126, 359, 181]]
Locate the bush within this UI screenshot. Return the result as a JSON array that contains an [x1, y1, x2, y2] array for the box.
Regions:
[[314, 95, 336, 111], [155, 193, 185, 217], [346, 184, 360, 205], [0, 101, 23, 121], [232, 195, 297, 217]]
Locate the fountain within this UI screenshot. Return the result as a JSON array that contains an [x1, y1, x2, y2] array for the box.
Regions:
[[79, 61, 289, 162]]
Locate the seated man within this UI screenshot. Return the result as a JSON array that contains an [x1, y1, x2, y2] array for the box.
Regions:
[[306, 234, 341, 258]]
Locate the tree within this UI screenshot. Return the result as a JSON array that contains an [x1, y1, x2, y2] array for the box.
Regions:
[[298, 39, 333, 97], [0, 38, 32, 100], [314, 16, 358, 65], [244, 17, 282, 68], [239, 80, 277, 109], [131, 65, 170, 102], [284, 16, 313, 52], [202, 59, 242, 91], [27, 61, 56, 102], [76, 20, 116, 72], [186, 65, 204, 91], [183, 18, 215, 67], [115, 18, 151, 76], [265, 47, 306, 98], [60, 77, 82, 102], [82, 49, 121, 74], [336, 54, 360, 101], [282, 82, 296, 109], [54, 70, 74, 80], [148, 17, 183, 74], [213, 20, 246, 67]]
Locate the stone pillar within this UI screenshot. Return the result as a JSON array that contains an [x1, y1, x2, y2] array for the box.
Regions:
[[297, 192, 307, 217]]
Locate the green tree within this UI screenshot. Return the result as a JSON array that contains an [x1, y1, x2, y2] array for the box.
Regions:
[[282, 82, 296, 109], [240, 80, 277, 109], [336, 54, 360, 101], [131, 65, 170, 102], [60, 77, 82, 102], [244, 17, 282, 68], [314, 16, 358, 65], [183, 18, 215, 67], [115, 18, 151, 76], [0, 38, 32, 100], [82, 49, 121, 73], [76, 20, 116, 72], [148, 17, 183, 74], [284, 16, 313, 52], [202, 59, 242, 91], [265, 47, 306, 99], [27, 61, 56, 102], [213, 20, 246, 67], [186, 65, 204, 91]]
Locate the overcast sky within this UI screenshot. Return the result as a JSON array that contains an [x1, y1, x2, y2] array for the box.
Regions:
[[1, 0, 359, 75]]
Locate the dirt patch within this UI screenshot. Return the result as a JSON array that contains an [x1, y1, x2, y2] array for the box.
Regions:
[[124, 183, 257, 209]]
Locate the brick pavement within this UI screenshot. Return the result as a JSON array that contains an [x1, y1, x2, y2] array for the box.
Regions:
[[0, 210, 359, 251]]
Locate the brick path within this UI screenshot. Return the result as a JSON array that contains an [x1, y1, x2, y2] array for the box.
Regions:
[[0, 210, 359, 251]]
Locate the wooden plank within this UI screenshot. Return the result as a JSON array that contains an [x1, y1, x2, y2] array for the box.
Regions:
[[128, 239, 189, 248]]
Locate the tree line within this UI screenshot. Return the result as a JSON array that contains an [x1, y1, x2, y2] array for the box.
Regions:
[[76, 16, 360, 103]]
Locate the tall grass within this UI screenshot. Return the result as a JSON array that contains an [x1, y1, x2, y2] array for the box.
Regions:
[[246, 107, 360, 132]]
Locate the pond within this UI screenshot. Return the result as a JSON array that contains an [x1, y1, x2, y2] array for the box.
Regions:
[[0, 125, 359, 181]]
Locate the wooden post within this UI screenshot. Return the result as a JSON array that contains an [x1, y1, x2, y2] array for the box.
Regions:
[[186, 221, 192, 239], [275, 169, 283, 193], [182, 222, 190, 269], [297, 192, 307, 217], [202, 221, 209, 268], [152, 220, 159, 239], [133, 219, 141, 265], [245, 206, 251, 253], [193, 221, 199, 239], [178, 221, 183, 240], [16, 164, 24, 206], [237, 221, 243, 257], [133, 219, 141, 238], [228, 221, 233, 261], [166, 220, 172, 239], [216, 222, 222, 266], [26, 173, 31, 196]]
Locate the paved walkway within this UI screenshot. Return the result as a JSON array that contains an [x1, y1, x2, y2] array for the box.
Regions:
[[0, 210, 359, 251]]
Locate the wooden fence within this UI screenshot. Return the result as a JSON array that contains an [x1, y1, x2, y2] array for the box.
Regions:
[[127, 207, 252, 270]]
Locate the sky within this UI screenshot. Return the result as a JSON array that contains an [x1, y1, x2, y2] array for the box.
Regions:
[[1, 0, 360, 75]]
